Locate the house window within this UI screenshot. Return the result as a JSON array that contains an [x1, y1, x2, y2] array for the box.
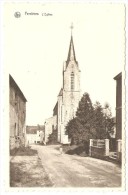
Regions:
[[71, 72, 74, 91]]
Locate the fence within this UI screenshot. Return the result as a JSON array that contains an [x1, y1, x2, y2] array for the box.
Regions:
[[89, 139, 109, 159]]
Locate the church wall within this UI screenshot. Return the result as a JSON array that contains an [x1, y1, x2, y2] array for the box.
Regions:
[[62, 61, 81, 128], [63, 91, 80, 124], [57, 90, 80, 143], [63, 62, 80, 92], [57, 95, 63, 142], [57, 61, 81, 143]]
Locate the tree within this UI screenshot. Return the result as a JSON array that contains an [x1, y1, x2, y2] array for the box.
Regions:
[[76, 93, 95, 142], [66, 93, 94, 145], [47, 129, 58, 144], [66, 93, 114, 147], [93, 101, 115, 139], [66, 117, 83, 145], [103, 103, 115, 138], [93, 101, 106, 139]]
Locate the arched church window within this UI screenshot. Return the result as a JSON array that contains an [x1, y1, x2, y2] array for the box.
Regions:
[[71, 72, 74, 91]]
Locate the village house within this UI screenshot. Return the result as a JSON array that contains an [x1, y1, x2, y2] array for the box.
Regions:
[[114, 72, 122, 161], [9, 75, 27, 150], [26, 125, 44, 145], [114, 72, 122, 140], [44, 116, 57, 143], [44, 32, 81, 144]]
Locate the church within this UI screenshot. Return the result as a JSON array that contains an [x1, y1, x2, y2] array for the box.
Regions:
[[44, 30, 81, 144]]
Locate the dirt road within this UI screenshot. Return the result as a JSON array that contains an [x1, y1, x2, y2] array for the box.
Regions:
[[32, 145, 121, 187]]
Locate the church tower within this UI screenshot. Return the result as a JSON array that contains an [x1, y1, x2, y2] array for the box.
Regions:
[[57, 29, 81, 143]]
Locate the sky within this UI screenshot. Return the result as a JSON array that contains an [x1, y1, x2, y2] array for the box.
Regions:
[[3, 2, 125, 125]]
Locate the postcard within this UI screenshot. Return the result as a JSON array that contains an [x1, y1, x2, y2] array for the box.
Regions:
[[0, 0, 126, 194]]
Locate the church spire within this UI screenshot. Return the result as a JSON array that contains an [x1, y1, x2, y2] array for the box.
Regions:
[[71, 22, 73, 36], [66, 24, 77, 64]]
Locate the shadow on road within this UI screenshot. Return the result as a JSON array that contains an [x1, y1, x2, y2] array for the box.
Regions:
[[10, 146, 37, 156]]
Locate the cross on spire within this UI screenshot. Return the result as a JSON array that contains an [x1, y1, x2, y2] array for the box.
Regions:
[[70, 23, 74, 35], [66, 23, 77, 64]]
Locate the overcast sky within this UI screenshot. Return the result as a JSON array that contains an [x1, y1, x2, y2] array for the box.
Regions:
[[4, 3, 125, 125]]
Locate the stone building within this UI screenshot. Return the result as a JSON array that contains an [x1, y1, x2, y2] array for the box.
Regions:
[[44, 33, 81, 144], [114, 72, 122, 162], [26, 125, 44, 144], [44, 116, 57, 143], [114, 72, 122, 139], [9, 75, 27, 150]]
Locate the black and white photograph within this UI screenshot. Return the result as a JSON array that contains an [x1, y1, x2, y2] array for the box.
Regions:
[[0, 1, 126, 192]]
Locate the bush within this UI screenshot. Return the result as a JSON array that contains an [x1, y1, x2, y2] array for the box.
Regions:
[[10, 146, 37, 156], [62, 143, 89, 157], [47, 129, 58, 144]]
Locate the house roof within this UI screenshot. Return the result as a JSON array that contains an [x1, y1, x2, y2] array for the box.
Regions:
[[26, 125, 45, 134], [9, 74, 27, 102]]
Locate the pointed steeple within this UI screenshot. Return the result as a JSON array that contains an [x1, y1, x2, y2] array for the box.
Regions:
[[66, 23, 77, 68], [65, 24, 79, 69], [67, 35, 77, 63]]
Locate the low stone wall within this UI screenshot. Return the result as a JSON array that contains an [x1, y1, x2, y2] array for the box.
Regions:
[[89, 139, 109, 160], [90, 146, 105, 159]]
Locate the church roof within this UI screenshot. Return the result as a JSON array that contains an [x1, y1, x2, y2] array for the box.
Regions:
[[58, 88, 63, 96], [66, 35, 77, 67]]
